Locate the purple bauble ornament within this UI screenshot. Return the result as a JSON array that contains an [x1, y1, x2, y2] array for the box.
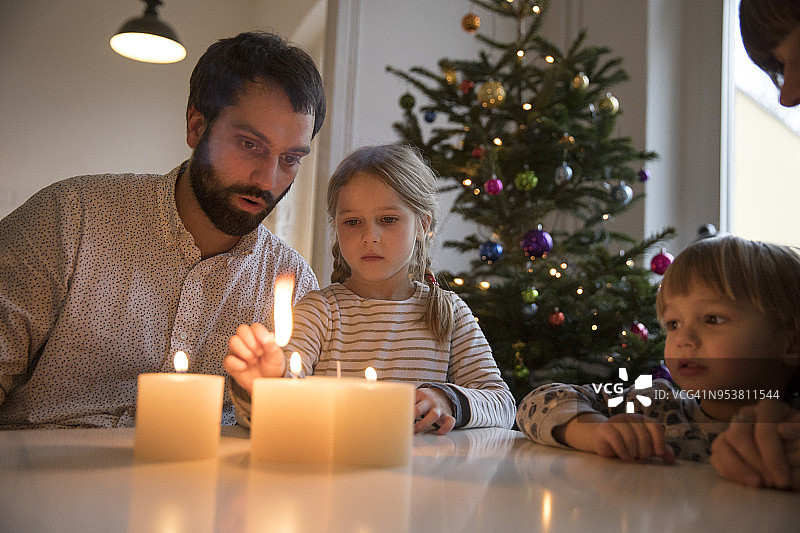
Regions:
[[485, 177, 503, 195], [650, 251, 674, 275], [520, 228, 553, 258], [631, 321, 649, 341], [651, 361, 673, 383], [479, 241, 503, 263], [638, 168, 650, 182]]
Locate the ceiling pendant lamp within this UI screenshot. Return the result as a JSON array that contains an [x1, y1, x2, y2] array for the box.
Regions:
[[110, 0, 186, 64]]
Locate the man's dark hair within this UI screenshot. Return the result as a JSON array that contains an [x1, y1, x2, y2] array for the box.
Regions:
[[188, 31, 326, 137], [740, 0, 800, 86]]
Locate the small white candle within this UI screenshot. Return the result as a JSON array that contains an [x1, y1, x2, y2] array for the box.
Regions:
[[134, 351, 224, 462], [333, 367, 415, 468]]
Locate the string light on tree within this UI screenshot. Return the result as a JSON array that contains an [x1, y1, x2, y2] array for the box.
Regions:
[[444, 68, 457, 85]]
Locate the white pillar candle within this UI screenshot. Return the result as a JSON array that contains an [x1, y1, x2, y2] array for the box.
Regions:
[[134, 351, 224, 462], [333, 367, 415, 468], [250, 354, 337, 464]]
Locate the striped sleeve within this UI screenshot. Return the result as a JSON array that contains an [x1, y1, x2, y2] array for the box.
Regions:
[[284, 290, 330, 376], [445, 294, 516, 429]]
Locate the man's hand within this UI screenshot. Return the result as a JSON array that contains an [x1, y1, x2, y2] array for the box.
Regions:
[[710, 400, 800, 490]]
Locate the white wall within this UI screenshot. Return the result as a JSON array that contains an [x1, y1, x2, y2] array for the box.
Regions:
[[645, 0, 724, 253], [0, 0, 321, 215]]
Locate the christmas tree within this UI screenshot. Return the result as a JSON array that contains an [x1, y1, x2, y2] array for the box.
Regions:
[[386, 0, 675, 402]]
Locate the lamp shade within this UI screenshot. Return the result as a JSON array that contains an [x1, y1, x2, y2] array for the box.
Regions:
[[110, 2, 186, 64]]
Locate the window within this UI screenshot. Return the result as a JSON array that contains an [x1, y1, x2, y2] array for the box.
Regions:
[[728, 0, 800, 248]]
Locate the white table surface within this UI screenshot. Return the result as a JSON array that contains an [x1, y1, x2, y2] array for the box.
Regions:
[[0, 426, 797, 532]]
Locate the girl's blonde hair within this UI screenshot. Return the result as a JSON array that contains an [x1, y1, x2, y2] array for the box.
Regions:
[[326, 143, 453, 344]]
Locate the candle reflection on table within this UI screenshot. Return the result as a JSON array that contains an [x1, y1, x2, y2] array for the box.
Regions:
[[244, 462, 411, 533], [127, 459, 218, 533]]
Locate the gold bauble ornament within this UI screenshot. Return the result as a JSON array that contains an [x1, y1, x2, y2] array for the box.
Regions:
[[477, 80, 506, 108], [462, 13, 481, 33], [572, 71, 589, 90], [599, 92, 620, 115], [440, 61, 457, 85]]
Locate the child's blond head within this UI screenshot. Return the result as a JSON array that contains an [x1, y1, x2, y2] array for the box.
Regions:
[[657, 234, 800, 340]]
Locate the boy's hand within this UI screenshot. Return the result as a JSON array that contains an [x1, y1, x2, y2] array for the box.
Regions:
[[710, 400, 800, 490], [414, 388, 456, 435], [592, 413, 676, 463], [222, 323, 287, 394]]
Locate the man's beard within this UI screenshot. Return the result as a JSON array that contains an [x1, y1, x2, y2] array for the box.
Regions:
[[188, 131, 289, 237]]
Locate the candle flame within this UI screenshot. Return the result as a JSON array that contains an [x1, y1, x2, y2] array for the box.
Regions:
[[364, 366, 377, 382], [273, 275, 295, 347], [173, 351, 189, 373], [289, 352, 302, 376]]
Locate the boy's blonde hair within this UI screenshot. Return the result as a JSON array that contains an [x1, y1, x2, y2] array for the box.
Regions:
[[656, 234, 800, 339], [326, 143, 453, 344]]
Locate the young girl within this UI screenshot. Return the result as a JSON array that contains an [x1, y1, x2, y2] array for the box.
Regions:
[[224, 143, 516, 434], [515, 235, 800, 488]]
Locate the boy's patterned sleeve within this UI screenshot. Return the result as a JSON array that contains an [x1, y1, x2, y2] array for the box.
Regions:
[[515, 383, 610, 448]]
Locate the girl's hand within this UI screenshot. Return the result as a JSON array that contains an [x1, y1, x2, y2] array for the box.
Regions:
[[414, 388, 456, 435], [593, 413, 675, 463], [222, 323, 287, 394], [710, 400, 800, 490]]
